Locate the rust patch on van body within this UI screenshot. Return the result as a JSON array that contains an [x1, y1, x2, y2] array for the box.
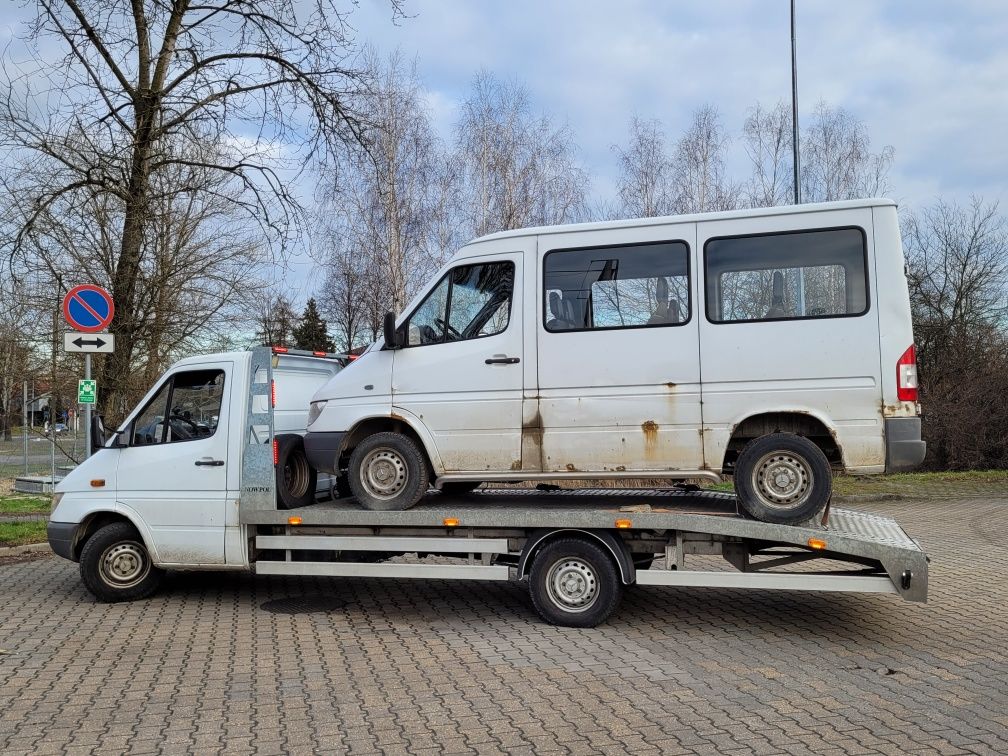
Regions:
[[521, 408, 545, 472], [565, 463, 578, 472], [510, 459, 522, 471], [665, 382, 677, 389], [641, 420, 659, 459]]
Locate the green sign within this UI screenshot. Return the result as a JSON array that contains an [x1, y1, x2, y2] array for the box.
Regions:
[[78, 379, 97, 405]]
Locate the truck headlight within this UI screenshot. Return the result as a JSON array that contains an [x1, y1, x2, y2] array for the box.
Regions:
[[51, 492, 63, 512], [307, 401, 327, 427]]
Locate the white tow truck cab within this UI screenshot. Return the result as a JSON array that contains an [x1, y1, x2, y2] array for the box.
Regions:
[[305, 199, 924, 523], [48, 202, 930, 628]]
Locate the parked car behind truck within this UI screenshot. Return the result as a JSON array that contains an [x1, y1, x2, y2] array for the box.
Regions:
[[305, 198, 925, 524]]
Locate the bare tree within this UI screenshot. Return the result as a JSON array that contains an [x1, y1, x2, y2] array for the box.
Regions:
[[904, 197, 1008, 469], [612, 117, 676, 218], [671, 104, 740, 214], [254, 292, 298, 348], [743, 101, 793, 208], [454, 72, 590, 237], [1, 0, 401, 418], [800, 101, 893, 202], [318, 239, 370, 352]]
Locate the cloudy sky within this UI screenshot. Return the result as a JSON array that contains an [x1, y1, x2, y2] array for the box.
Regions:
[[347, 0, 1006, 209], [5, 1, 1006, 300], [265, 0, 1006, 297]]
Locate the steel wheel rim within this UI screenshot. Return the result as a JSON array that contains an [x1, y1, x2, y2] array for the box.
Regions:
[[546, 557, 599, 613], [360, 448, 409, 500], [751, 451, 814, 510], [99, 541, 151, 589], [284, 451, 310, 497]]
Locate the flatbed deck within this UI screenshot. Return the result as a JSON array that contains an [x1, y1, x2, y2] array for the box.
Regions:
[[244, 488, 928, 603]]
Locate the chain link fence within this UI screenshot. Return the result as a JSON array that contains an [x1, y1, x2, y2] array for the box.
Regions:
[[0, 427, 82, 487]]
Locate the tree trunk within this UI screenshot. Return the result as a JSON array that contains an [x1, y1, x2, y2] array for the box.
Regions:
[[99, 100, 155, 424]]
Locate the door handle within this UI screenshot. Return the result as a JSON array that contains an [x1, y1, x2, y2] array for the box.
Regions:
[[195, 457, 224, 467], [485, 356, 520, 365]]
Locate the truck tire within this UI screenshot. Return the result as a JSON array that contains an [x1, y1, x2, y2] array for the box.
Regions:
[[348, 432, 429, 511], [440, 481, 482, 495], [79, 522, 164, 602], [734, 433, 832, 525], [528, 537, 623, 628], [276, 434, 317, 509]]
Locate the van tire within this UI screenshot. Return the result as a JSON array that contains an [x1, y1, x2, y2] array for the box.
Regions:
[[79, 522, 164, 602], [348, 432, 429, 511], [276, 435, 317, 509], [528, 538, 623, 628], [734, 433, 831, 525]]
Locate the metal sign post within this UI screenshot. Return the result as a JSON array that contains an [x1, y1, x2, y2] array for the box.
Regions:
[[84, 356, 92, 458]]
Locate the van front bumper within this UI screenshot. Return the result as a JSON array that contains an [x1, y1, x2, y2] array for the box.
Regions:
[[885, 418, 926, 472], [303, 431, 346, 474], [47, 521, 78, 561]]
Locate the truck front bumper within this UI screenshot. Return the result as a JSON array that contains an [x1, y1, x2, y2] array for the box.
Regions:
[[303, 431, 346, 474], [885, 418, 926, 472], [47, 521, 78, 561]]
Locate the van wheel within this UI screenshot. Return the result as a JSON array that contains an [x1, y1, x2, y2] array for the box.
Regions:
[[734, 433, 831, 524], [348, 432, 429, 511], [79, 522, 164, 602], [529, 538, 623, 628], [276, 435, 317, 509], [440, 481, 482, 495]]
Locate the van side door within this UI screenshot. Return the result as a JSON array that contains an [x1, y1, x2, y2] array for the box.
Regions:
[[115, 362, 231, 564], [532, 225, 705, 474]]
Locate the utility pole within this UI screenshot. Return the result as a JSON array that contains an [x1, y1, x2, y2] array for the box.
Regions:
[[791, 0, 801, 204]]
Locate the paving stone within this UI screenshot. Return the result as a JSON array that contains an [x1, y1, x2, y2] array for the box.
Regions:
[[0, 497, 1006, 754]]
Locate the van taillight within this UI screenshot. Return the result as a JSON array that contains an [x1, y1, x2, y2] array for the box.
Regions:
[[897, 345, 918, 402]]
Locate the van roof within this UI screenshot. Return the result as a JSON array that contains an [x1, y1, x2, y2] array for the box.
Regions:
[[469, 198, 897, 244]]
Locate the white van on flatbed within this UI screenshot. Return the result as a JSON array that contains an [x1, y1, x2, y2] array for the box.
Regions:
[[305, 199, 925, 524], [49, 346, 928, 627]]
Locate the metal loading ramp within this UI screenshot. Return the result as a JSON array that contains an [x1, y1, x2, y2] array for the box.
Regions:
[[245, 488, 928, 603]]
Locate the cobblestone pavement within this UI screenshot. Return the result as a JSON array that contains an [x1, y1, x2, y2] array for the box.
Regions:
[[1, 497, 1007, 755]]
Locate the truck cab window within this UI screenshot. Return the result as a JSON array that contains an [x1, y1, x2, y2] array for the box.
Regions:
[[131, 369, 225, 445], [405, 261, 514, 346]]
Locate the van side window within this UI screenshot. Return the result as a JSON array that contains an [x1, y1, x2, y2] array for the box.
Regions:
[[131, 370, 225, 445], [405, 261, 514, 346], [705, 227, 868, 323], [542, 241, 690, 331]]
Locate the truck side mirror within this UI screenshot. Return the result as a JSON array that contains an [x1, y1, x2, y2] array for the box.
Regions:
[[91, 414, 124, 451], [383, 311, 400, 350]]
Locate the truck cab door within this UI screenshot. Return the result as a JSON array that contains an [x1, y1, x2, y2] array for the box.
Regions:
[[115, 362, 232, 565]]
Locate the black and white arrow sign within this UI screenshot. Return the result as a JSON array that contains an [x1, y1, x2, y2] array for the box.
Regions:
[[64, 332, 115, 354]]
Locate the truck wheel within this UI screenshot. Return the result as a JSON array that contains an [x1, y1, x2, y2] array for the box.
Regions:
[[276, 435, 317, 509], [528, 538, 623, 628], [348, 432, 429, 511], [734, 433, 832, 525], [440, 481, 482, 495], [79, 522, 164, 602]]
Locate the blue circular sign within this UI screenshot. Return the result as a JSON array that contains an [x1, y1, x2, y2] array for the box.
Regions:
[[62, 285, 115, 333]]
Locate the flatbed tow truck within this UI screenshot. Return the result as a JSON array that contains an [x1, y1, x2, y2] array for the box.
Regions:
[[51, 347, 929, 627]]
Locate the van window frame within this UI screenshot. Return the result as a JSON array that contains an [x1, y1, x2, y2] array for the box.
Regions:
[[702, 225, 870, 325], [399, 259, 516, 348], [541, 238, 692, 334], [128, 368, 226, 447]]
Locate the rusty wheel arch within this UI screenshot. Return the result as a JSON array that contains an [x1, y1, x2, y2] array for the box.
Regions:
[[722, 411, 843, 474], [338, 417, 436, 480]]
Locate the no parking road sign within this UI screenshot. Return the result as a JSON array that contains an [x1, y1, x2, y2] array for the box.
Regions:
[[62, 284, 114, 333]]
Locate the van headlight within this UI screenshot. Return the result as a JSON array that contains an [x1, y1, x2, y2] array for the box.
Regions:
[[51, 492, 64, 512], [307, 401, 327, 427]]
